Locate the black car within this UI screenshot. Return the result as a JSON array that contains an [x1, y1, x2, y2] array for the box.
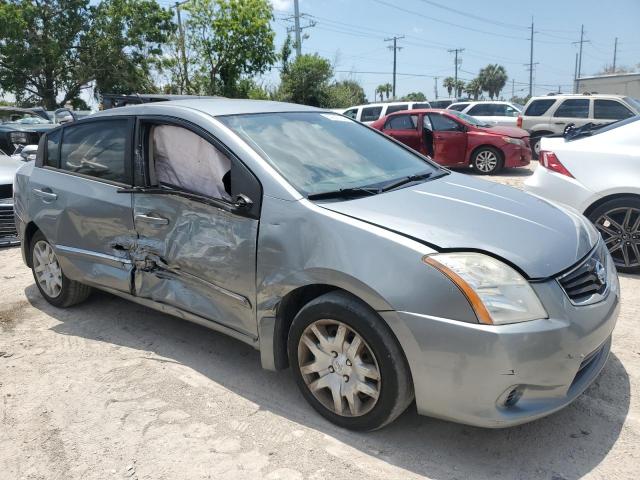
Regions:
[[0, 107, 56, 155]]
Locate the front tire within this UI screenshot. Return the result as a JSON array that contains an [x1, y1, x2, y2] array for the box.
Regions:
[[288, 291, 414, 431], [530, 136, 542, 160], [587, 197, 640, 273], [471, 146, 503, 175], [30, 231, 92, 307]]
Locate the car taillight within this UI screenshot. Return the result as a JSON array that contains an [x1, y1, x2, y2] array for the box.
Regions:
[[539, 150, 573, 178], [516, 116, 522, 128]]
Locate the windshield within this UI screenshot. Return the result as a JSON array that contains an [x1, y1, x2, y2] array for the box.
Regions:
[[219, 112, 440, 196], [447, 110, 492, 127], [0, 110, 52, 125]]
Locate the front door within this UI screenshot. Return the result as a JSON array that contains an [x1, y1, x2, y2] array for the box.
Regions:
[[131, 120, 261, 337], [427, 113, 468, 166], [28, 118, 136, 293], [382, 113, 422, 153], [550, 98, 591, 132]]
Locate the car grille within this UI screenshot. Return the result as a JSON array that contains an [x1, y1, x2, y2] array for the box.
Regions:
[[0, 203, 17, 240], [557, 243, 609, 305], [0, 183, 11, 199]]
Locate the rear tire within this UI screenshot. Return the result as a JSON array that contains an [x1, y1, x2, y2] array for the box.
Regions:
[[587, 197, 640, 274], [471, 146, 503, 175], [530, 136, 542, 160], [288, 291, 414, 431], [30, 231, 92, 307]]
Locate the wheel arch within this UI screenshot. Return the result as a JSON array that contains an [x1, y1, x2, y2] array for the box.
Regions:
[[584, 192, 640, 217], [22, 221, 41, 268], [469, 144, 504, 166]]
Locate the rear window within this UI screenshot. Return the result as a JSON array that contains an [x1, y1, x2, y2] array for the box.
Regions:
[[524, 99, 556, 116], [594, 100, 634, 120], [554, 99, 589, 118], [343, 108, 358, 119], [385, 104, 408, 115], [468, 104, 496, 116], [384, 114, 418, 130], [361, 106, 382, 122], [448, 103, 469, 112], [412, 102, 431, 109]]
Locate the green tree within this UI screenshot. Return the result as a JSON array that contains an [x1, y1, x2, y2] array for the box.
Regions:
[[455, 80, 465, 98], [464, 78, 482, 100], [442, 77, 455, 97], [184, 0, 276, 97], [277, 54, 333, 106], [280, 34, 293, 75], [326, 79, 366, 108], [375, 83, 392, 101], [478, 64, 508, 100], [0, 0, 173, 109], [403, 91, 426, 101]]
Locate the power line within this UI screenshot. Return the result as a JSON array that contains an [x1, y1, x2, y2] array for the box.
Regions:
[[448, 48, 464, 89], [385, 36, 404, 99], [281, 0, 316, 56]]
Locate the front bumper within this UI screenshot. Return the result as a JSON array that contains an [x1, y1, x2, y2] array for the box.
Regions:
[[502, 142, 531, 168], [381, 259, 619, 428]]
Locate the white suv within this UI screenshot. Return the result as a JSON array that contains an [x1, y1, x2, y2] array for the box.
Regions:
[[447, 101, 522, 126], [518, 93, 640, 158], [341, 101, 432, 125]]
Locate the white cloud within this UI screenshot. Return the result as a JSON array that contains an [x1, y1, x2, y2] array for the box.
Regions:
[[271, 0, 294, 12]]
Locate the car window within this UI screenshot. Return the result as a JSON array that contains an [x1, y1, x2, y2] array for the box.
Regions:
[[524, 99, 556, 116], [468, 104, 496, 116], [151, 125, 231, 201], [504, 105, 520, 117], [385, 104, 409, 115], [593, 100, 634, 120], [361, 106, 383, 122], [553, 99, 589, 118], [60, 120, 129, 183], [448, 103, 469, 112], [412, 102, 431, 109], [384, 114, 418, 130], [45, 129, 61, 168], [343, 108, 358, 119], [429, 114, 462, 132]]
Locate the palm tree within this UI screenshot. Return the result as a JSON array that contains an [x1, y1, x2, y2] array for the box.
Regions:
[[465, 78, 482, 100], [375, 83, 392, 101], [455, 80, 465, 98], [478, 64, 508, 100], [442, 77, 455, 97]]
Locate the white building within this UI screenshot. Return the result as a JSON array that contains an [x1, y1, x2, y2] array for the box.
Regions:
[[576, 72, 640, 97]]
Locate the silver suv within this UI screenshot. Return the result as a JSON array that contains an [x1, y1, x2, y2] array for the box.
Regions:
[[518, 93, 640, 158]]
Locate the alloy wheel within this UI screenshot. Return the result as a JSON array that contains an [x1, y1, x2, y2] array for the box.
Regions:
[[33, 240, 63, 298], [297, 319, 381, 417], [475, 150, 498, 173], [595, 207, 640, 269]]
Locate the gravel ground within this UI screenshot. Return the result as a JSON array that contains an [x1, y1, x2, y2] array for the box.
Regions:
[[1, 163, 639, 480]]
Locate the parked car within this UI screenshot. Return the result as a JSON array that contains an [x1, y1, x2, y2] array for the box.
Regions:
[[14, 99, 619, 430], [525, 116, 640, 273], [518, 93, 640, 158], [0, 107, 56, 155], [371, 109, 531, 174], [1, 149, 23, 246], [428, 99, 456, 109], [341, 101, 432, 124], [448, 101, 522, 126]]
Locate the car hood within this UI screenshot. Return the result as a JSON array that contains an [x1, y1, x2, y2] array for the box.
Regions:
[[479, 125, 529, 138], [320, 172, 598, 279], [1, 123, 55, 133], [0, 155, 23, 184]]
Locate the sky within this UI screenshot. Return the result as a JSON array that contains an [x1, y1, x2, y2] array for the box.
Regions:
[[260, 0, 640, 101]]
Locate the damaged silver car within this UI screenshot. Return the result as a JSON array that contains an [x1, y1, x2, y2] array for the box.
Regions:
[[13, 99, 619, 430]]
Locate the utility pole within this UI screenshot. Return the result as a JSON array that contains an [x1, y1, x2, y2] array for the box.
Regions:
[[434, 76, 439, 99], [448, 48, 464, 89], [385, 36, 404, 99], [285, 1, 316, 57], [174, 1, 190, 93], [527, 18, 536, 97], [613, 37, 618, 73], [573, 24, 587, 93], [511, 79, 515, 99], [573, 52, 578, 93]]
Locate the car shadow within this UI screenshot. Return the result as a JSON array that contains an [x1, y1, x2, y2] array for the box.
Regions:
[[27, 286, 630, 480]]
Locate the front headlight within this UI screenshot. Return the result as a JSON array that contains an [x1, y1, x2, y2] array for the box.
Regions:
[[424, 252, 548, 325], [503, 136, 525, 147]]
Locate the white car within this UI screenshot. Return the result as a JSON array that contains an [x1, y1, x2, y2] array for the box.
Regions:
[[525, 116, 640, 273], [341, 101, 432, 125], [447, 101, 522, 126]]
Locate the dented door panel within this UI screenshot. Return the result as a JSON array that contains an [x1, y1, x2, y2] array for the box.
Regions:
[[132, 193, 258, 336]]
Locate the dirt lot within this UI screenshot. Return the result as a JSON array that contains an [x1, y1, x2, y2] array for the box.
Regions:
[[1, 164, 639, 480]]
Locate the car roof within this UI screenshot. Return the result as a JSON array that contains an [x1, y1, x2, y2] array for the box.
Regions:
[[528, 93, 627, 101], [90, 98, 323, 118]]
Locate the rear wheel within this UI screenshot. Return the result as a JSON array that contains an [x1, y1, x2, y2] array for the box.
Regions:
[[288, 291, 414, 431], [471, 146, 503, 175], [587, 197, 640, 273], [530, 136, 542, 160], [30, 231, 92, 307]]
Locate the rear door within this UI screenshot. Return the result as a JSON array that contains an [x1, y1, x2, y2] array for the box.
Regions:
[[551, 98, 591, 131], [593, 99, 635, 124], [381, 113, 422, 153], [426, 113, 467, 165], [28, 117, 136, 293], [130, 118, 262, 337]]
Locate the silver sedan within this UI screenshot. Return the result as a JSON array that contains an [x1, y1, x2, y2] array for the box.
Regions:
[[13, 99, 619, 430]]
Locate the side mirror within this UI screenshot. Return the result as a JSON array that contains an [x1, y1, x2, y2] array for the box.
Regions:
[[20, 144, 38, 162], [234, 194, 253, 210]]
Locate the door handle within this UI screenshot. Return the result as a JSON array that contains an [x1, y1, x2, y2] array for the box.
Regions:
[[135, 213, 169, 226], [32, 188, 58, 201], [553, 122, 565, 125]]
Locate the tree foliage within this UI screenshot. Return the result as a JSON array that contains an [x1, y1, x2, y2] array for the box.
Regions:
[[326, 80, 366, 108], [403, 91, 426, 101], [183, 0, 276, 97], [276, 54, 333, 106], [375, 83, 392, 101], [464, 78, 482, 100], [442, 77, 455, 97], [0, 0, 173, 108], [478, 64, 508, 100]]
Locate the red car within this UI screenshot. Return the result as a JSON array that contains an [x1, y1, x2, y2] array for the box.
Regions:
[[371, 109, 531, 174]]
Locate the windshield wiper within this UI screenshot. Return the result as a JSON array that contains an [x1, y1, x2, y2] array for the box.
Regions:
[[378, 171, 434, 192], [564, 122, 610, 140], [307, 186, 380, 200]]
